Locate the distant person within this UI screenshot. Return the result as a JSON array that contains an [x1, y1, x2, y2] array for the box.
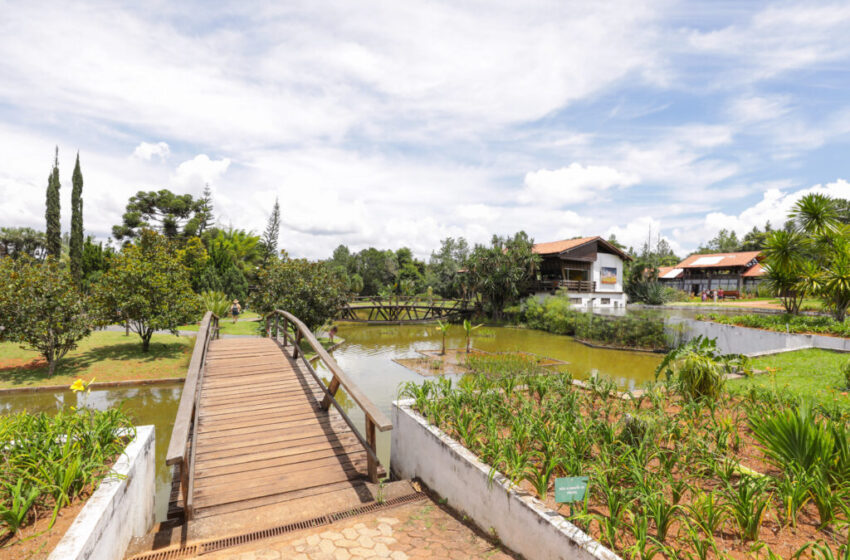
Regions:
[[701, 291, 707, 302], [328, 325, 338, 343], [718, 289, 724, 300], [231, 299, 242, 323]]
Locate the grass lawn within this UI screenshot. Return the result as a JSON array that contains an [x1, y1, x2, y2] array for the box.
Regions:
[[728, 348, 850, 409], [0, 331, 194, 389], [179, 311, 263, 336]]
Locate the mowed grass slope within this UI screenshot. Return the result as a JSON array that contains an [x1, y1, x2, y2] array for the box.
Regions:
[[0, 331, 194, 389], [730, 348, 850, 409]]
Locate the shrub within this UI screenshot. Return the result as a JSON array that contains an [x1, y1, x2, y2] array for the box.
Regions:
[[523, 295, 668, 350], [630, 281, 669, 305], [199, 290, 231, 318]]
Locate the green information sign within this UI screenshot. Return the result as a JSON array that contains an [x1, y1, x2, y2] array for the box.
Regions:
[[555, 476, 588, 504]]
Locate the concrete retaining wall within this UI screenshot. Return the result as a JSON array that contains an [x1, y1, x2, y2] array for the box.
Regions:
[[391, 400, 620, 560], [669, 318, 850, 356], [49, 425, 155, 560]]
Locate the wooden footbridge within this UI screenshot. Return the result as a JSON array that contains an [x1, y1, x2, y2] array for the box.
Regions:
[[165, 310, 392, 521], [338, 296, 472, 324]]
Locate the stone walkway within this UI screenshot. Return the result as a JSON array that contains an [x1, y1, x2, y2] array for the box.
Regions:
[[201, 501, 516, 560]]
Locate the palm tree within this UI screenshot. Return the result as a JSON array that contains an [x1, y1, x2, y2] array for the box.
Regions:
[[821, 239, 850, 321], [462, 319, 483, 353], [763, 230, 808, 314], [791, 193, 839, 238]]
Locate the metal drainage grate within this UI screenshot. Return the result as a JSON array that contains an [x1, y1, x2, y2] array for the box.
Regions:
[[129, 544, 200, 560], [200, 515, 331, 554], [129, 493, 427, 560]]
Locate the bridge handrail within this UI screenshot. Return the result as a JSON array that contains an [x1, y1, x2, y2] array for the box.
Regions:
[[265, 309, 391, 482], [165, 311, 218, 520]]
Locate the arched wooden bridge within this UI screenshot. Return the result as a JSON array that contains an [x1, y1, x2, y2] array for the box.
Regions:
[[337, 297, 473, 324], [165, 310, 392, 521]]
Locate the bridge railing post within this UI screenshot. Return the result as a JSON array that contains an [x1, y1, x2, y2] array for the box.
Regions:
[[273, 315, 279, 341], [366, 417, 378, 482], [283, 318, 289, 347], [293, 330, 302, 359]]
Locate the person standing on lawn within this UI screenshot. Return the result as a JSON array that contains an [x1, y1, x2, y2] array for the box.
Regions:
[[231, 299, 241, 323]]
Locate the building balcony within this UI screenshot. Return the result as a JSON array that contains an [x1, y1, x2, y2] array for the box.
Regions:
[[533, 280, 596, 293]]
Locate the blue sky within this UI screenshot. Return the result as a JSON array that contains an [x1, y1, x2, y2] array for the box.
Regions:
[[1, 1, 849, 258]]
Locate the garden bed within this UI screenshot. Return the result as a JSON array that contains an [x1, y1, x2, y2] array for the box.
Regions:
[[0, 407, 149, 559], [399, 370, 850, 558]]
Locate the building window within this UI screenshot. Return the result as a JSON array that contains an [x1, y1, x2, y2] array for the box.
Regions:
[[570, 298, 582, 305], [601, 298, 611, 305]]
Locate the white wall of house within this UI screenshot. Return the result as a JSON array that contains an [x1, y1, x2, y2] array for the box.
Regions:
[[592, 253, 623, 293]]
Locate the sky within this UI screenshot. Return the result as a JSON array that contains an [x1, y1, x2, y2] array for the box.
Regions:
[[1, 1, 849, 259]]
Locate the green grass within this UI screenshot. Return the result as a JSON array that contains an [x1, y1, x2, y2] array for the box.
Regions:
[[179, 312, 263, 336], [729, 349, 850, 409], [0, 331, 194, 389]]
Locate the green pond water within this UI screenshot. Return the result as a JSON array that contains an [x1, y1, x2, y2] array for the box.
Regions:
[[0, 322, 662, 522]]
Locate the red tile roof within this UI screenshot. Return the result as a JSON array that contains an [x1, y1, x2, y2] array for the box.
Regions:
[[658, 266, 683, 279], [532, 236, 599, 255], [532, 236, 632, 260], [676, 251, 762, 269], [743, 263, 766, 277]]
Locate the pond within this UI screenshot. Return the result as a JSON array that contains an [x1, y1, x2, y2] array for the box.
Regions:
[[0, 321, 664, 522]]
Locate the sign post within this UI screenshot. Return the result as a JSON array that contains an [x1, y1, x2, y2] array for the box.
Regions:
[[555, 476, 588, 517]]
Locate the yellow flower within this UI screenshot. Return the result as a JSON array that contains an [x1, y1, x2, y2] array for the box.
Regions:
[[70, 379, 86, 393]]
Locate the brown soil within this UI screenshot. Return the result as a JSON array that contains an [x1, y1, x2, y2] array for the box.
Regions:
[[0, 492, 90, 560], [0, 358, 47, 372]]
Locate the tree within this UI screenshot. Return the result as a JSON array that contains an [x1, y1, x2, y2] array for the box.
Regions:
[[250, 255, 347, 331], [762, 229, 808, 314], [45, 147, 61, 258], [261, 198, 281, 265], [80, 236, 114, 290], [70, 153, 84, 282], [188, 184, 215, 236], [0, 258, 94, 376], [697, 229, 741, 254], [466, 232, 539, 318], [94, 230, 201, 351], [112, 189, 203, 241], [428, 237, 470, 298], [0, 227, 47, 260], [740, 223, 772, 252]]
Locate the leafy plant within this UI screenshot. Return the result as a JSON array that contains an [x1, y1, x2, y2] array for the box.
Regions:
[[725, 475, 771, 542], [435, 320, 450, 355], [0, 480, 39, 535], [199, 290, 231, 318], [462, 319, 484, 353]]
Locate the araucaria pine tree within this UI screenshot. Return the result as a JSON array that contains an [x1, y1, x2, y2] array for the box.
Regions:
[[70, 152, 84, 281], [45, 147, 62, 258], [261, 198, 281, 265]]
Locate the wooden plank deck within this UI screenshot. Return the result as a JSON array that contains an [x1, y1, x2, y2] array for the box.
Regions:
[[188, 337, 373, 519]]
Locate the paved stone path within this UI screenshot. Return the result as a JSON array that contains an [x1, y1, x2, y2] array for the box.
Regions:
[[202, 501, 516, 560]]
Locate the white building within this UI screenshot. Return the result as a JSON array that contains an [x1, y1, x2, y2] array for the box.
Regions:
[[531, 236, 631, 309]]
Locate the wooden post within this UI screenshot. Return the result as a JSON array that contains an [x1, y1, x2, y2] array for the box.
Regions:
[[293, 331, 302, 359], [366, 417, 378, 483], [274, 315, 279, 341], [283, 318, 288, 347], [321, 376, 341, 410], [180, 458, 191, 520]]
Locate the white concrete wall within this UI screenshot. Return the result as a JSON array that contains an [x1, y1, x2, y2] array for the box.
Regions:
[[49, 425, 155, 560], [669, 318, 850, 355], [592, 253, 623, 293], [391, 401, 621, 560]]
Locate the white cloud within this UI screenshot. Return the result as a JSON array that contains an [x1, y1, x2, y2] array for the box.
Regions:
[[132, 141, 170, 161], [605, 216, 684, 256], [519, 163, 639, 206], [727, 95, 790, 123], [172, 154, 231, 192], [705, 179, 850, 235], [687, 3, 850, 82]]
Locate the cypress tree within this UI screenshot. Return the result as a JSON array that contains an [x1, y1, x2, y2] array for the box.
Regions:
[[45, 147, 61, 258], [70, 152, 84, 281], [261, 198, 281, 265]]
